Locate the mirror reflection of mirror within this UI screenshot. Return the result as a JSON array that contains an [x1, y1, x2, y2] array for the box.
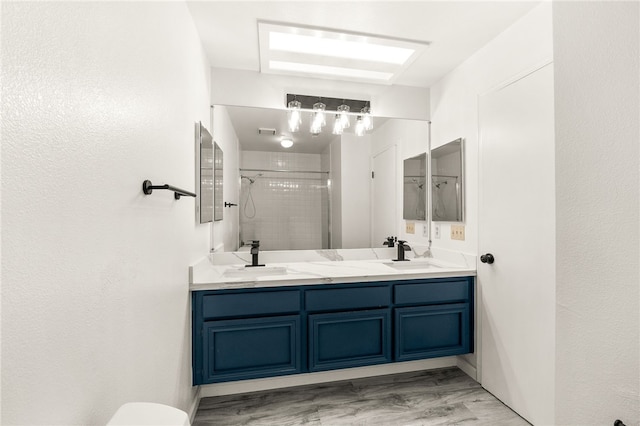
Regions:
[[197, 122, 214, 224], [403, 153, 427, 221], [432, 138, 464, 222], [213, 142, 223, 221]]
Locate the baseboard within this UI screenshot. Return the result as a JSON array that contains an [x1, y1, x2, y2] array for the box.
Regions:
[[456, 355, 477, 381], [198, 357, 457, 398], [188, 385, 201, 425]]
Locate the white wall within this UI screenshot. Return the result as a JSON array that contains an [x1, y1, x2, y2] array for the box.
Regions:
[[329, 141, 343, 248], [211, 68, 430, 121], [429, 2, 553, 254], [212, 105, 240, 251], [2, 3, 211, 424], [339, 134, 372, 248], [553, 2, 640, 424], [371, 119, 430, 244]]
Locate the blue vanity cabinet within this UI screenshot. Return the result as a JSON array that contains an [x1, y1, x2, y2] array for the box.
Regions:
[[192, 276, 474, 385], [192, 289, 302, 384], [393, 278, 473, 362]]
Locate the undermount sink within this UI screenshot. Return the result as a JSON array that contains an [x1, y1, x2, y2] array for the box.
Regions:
[[222, 265, 288, 277], [383, 261, 442, 270]]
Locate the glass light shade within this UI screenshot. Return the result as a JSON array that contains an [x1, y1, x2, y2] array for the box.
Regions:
[[310, 118, 322, 135], [287, 99, 302, 132], [337, 104, 350, 129], [312, 101, 326, 126], [361, 106, 373, 131], [332, 114, 344, 135], [280, 138, 293, 148], [355, 116, 365, 136]]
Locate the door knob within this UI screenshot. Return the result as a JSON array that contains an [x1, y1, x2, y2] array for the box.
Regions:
[[480, 253, 495, 264]]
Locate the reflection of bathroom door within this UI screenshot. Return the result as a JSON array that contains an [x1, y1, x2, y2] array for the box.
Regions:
[[371, 146, 397, 248], [478, 63, 555, 425]]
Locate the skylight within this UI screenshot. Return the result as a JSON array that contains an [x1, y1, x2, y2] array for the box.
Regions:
[[268, 32, 415, 65], [258, 21, 430, 84], [269, 61, 394, 81]]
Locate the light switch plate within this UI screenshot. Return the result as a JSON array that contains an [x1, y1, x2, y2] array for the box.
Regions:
[[451, 224, 465, 240], [406, 222, 415, 234]]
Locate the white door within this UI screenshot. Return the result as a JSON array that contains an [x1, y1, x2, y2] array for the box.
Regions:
[[478, 63, 556, 425], [371, 146, 397, 247]]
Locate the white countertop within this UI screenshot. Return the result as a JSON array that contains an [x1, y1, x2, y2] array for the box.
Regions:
[[189, 246, 476, 291]]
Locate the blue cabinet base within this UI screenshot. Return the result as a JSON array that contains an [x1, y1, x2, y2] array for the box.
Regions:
[[193, 277, 474, 385]]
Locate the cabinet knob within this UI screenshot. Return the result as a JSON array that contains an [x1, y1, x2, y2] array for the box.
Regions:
[[480, 253, 495, 264]]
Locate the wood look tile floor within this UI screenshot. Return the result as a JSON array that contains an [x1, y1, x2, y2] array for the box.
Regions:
[[194, 367, 530, 426]]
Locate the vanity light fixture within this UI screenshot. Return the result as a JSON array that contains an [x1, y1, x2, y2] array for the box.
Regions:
[[258, 22, 430, 85], [280, 137, 293, 148], [286, 94, 373, 137]]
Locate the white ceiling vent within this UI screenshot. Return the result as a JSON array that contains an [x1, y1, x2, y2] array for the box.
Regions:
[[258, 128, 277, 136]]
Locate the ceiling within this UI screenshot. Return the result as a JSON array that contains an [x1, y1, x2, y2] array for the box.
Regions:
[[186, 1, 540, 88]]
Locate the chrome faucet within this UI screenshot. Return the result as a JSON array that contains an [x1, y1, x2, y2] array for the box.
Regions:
[[394, 240, 411, 262], [245, 240, 265, 268]]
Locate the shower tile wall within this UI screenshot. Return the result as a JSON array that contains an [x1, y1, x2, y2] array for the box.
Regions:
[[240, 151, 328, 251]]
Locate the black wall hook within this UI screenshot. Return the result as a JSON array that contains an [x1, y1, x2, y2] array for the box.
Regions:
[[142, 180, 196, 200], [224, 202, 238, 208]]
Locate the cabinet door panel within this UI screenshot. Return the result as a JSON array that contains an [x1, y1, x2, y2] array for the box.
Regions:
[[200, 315, 301, 383], [309, 309, 391, 372], [395, 304, 470, 361]]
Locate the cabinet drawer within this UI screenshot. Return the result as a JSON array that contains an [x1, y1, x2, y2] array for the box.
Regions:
[[394, 279, 470, 305], [202, 290, 300, 319], [305, 286, 390, 312], [308, 309, 391, 372]]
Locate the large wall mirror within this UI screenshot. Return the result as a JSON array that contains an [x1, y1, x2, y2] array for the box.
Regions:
[[216, 104, 428, 251], [403, 153, 427, 221], [432, 138, 464, 222]]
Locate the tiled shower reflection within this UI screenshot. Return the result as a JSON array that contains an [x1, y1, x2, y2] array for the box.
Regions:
[[239, 151, 330, 251]]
